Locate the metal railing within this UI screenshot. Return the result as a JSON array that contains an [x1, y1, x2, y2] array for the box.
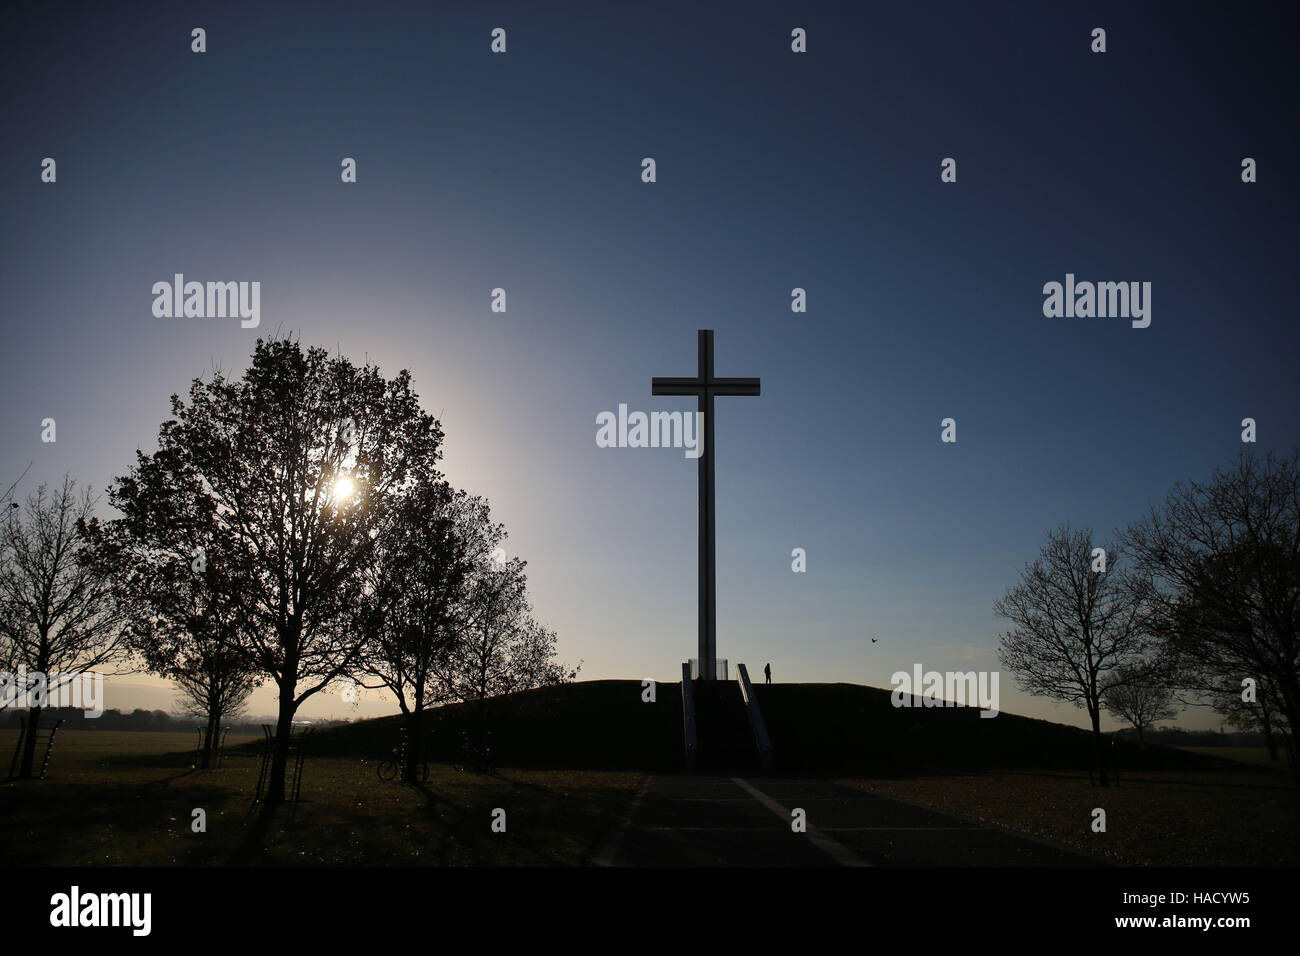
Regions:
[[681, 662, 697, 769], [688, 658, 729, 681], [736, 663, 774, 771]]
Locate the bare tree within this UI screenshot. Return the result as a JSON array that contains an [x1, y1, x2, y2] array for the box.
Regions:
[[0, 467, 33, 696], [1122, 449, 1300, 786], [1102, 665, 1179, 742], [1, 463, 31, 509], [0, 476, 127, 777], [172, 644, 258, 766], [1211, 673, 1290, 764], [995, 525, 1152, 785]]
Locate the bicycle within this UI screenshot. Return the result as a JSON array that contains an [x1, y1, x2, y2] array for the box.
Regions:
[[377, 740, 430, 782]]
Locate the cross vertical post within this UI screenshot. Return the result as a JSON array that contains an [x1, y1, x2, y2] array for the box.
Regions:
[[700, 330, 715, 684], [652, 329, 759, 681]]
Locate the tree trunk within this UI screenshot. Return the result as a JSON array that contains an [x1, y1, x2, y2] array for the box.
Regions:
[[1271, 684, 1300, 788], [18, 704, 42, 779], [473, 695, 488, 771], [201, 710, 219, 769], [1090, 707, 1109, 787], [265, 682, 296, 804], [1284, 711, 1300, 790], [1256, 699, 1279, 761], [405, 708, 423, 781]]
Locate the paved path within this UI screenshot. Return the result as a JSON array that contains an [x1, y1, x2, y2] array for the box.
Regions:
[[594, 775, 1102, 866]]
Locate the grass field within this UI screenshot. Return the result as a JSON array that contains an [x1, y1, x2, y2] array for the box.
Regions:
[[843, 760, 1300, 866], [0, 731, 641, 866], [4, 687, 1294, 867], [1177, 746, 1281, 768]]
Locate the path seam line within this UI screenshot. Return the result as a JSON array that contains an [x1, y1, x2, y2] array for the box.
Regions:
[[589, 775, 651, 867], [731, 777, 872, 867]]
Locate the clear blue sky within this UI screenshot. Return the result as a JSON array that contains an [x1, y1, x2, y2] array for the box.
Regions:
[[3, 1, 1297, 730]]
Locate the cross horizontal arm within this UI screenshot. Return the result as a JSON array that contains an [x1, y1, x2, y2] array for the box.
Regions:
[[709, 377, 760, 396], [652, 377, 760, 396], [652, 377, 704, 396]]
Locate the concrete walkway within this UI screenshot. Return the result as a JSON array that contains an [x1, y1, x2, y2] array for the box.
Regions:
[[594, 775, 1103, 866]]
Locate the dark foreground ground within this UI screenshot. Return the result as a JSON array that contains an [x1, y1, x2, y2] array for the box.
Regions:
[[594, 775, 1103, 866], [3, 710, 1295, 866]]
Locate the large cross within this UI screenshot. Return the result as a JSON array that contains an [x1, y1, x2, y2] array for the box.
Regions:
[[652, 329, 760, 681]]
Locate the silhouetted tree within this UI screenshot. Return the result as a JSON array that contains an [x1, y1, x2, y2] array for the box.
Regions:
[[107, 338, 443, 803], [0, 477, 127, 777], [995, 525, 1152, 786], [1, 463, 30, 509], [1102, 665, 1178, 742], [0, 467, 29, 682], [1211, 673, 1290, 763], [358, 481, 491, 780], [437, 549, 576, 769], [1123, 449, 1300, 786], [173, 646, 255, 763], [82, 457, 261, 769]]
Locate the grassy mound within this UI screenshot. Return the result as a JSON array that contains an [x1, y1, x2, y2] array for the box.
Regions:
[[263, 680, 683, 770], [280, 679, 1245, 776]]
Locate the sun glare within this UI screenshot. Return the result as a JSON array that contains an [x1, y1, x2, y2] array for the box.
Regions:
[[331, 476, 356, 503]]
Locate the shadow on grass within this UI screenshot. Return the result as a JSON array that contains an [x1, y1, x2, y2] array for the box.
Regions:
[[227, 802, 279, 864], [0, 778, 244, 865], [992, 767, 1300, 794]]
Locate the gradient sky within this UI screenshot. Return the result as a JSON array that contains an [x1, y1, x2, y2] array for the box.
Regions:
[[3, 1, 1297, 730]]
